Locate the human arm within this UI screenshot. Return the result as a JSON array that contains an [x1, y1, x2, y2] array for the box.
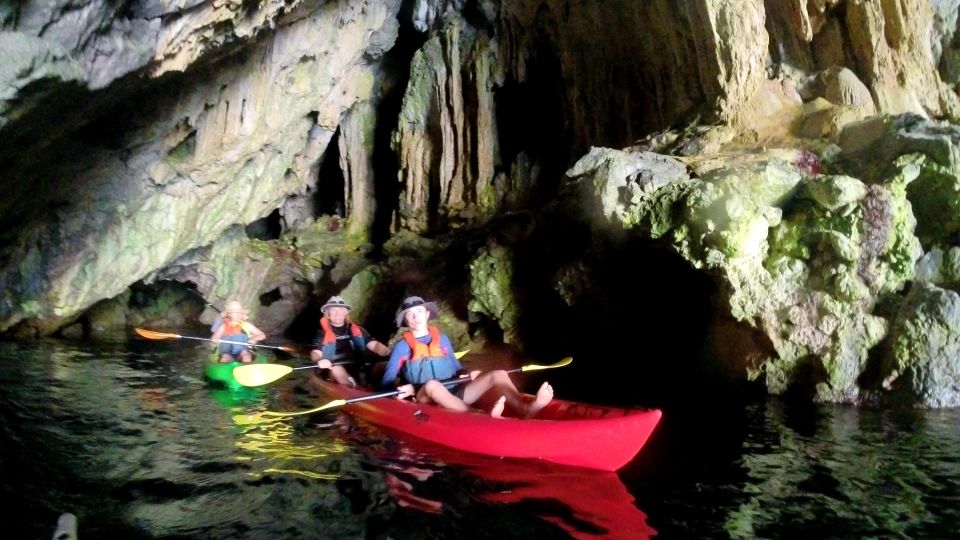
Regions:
[[243, 323, 266, 345], [440, 334, 464, 373], [380, 341, 409, 391], [366, 340, 390, 357], [211, 323, 225, 343]]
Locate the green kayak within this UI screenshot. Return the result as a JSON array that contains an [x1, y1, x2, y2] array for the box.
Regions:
[[204, 352, 268, 390]]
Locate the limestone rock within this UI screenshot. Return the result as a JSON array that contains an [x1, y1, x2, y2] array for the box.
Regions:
[[468, 244, 519, 343], [914, 246, 960, 291], [834, 114, 960, 180], [567, 147, 690, 235], [798, 98, 871, 139], [394, 16, 502, 233], [904, 154, 960, 249], [0, 0, 401, 333], [335, 266, 386, 324], [933, 0, 960, 84], [0, 32, 86, 129], [884, 282, 960, 407], [339, 101, 379, 242], [572, 144, 922, 403]]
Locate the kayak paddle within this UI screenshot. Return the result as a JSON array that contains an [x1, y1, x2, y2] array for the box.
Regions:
[[233, 356, 572, 425], [232, 349, 471, 388], [232, 360, 352, 387], [133, 327, 298, 353]]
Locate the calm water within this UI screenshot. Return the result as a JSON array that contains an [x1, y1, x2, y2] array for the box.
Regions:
[[0, 339, 957, 539]]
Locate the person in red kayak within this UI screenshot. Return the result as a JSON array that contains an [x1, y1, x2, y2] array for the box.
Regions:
[[211, 300, 266, 363], [381, 296, 553, 418], [310, 295, 390, 387]]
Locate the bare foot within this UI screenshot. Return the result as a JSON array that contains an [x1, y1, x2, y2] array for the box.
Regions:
[[489, 396, 506, 418], [525, 382, 553, 418]]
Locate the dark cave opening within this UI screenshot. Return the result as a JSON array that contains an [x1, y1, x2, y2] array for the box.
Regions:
[[258, 287, 282, 308], [419, 206, 723, 408], [245, 208, 282, 240], [315, 128, 345, 217], [503, 217, 717, 409], [493, 47, 568, 195]]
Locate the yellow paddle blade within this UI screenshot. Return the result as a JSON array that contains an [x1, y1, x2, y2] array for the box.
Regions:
[[521, 356, 573, 372], [233, 364, 294, 387], [134, 328, 181, 340], [455, 349, 469, 359]]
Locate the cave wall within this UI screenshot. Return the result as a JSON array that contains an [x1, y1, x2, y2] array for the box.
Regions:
[[1, 0, 960, 409], [0, 0, 402, 334]]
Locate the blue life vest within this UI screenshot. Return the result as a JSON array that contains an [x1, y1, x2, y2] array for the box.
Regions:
[[399, 326, 458, 384]]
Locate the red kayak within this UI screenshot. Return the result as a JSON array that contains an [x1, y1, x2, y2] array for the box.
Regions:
[[308, 376, 662, 471]]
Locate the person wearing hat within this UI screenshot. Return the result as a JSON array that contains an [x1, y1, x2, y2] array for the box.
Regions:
[[381, 296, 553, 418], [211, 300, 266, 363], [310, 296, 390, 387]]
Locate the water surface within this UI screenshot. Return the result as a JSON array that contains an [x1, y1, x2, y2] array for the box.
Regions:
[[0, 339, 957, 539]]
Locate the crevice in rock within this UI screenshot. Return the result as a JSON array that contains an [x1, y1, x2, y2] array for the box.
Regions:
[[494, 48, 567, 196], [315, 127, 345, 217], [370, 12, 430, 251], [258, 287, 282, 308], [245, 208, 282, 240], [168, 124, 197, 160]]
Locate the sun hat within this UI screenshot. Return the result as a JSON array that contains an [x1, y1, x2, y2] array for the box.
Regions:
[[321, 296, 352, 313], [395, 296, 438, 327]]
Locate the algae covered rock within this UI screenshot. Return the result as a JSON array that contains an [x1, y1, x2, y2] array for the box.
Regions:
[[904, 154, 960, 249], [468, 244, 519, 343], [572, 145, 923, 403], [884, 282, 960, 407]]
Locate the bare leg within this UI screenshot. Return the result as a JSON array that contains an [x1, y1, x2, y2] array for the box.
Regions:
[[461, 370, 553, 417], [526, 382, 554, 418], [489, 396, 506, 418], [239, 349, 253, 363], [416, 380, 471, 412], [328, 365, 356, 387], [219, 353, 233, 363]]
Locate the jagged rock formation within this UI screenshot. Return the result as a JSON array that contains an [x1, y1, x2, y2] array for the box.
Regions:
[[0, 0, 402, 334], [569, 114, 960, 406], [3, 1, 960, 406]]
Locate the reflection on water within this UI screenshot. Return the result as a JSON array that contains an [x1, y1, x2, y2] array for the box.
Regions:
[[723, 401, 960, 539], [0, 339, 657, 539], [1, 339, 958, 539], [234, 416, 347, 480], [325, 420, 655, 539], [631, 399, 960, 539]]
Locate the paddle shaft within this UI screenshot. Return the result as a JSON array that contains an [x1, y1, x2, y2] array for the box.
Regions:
[[183, 335, 289, 351], [337, 366, 530, 406], [338, 374, 471, 405], [241, 357, 572, 420], [291, 360, 352, 372]]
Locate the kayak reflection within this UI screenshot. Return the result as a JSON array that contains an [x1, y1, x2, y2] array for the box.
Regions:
[[341, 421, 656, 540]]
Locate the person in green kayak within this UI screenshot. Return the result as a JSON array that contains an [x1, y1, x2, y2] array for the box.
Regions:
[[211, 300, 266, 363], [310, 296, 390, 387], [381, 296, 553, 418]]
